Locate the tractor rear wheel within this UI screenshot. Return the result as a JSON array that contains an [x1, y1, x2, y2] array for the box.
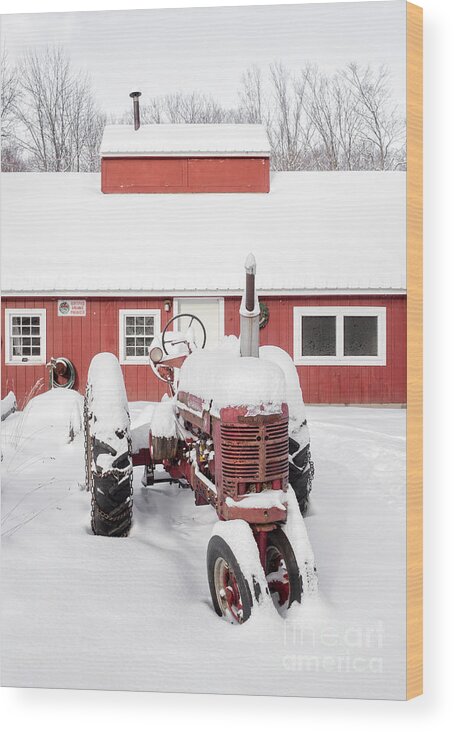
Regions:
[[84, 353, 133, 537], [288, 439, 315, 515]]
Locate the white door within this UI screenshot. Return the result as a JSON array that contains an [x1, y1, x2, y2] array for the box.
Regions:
[[174, 298, 224, 349]]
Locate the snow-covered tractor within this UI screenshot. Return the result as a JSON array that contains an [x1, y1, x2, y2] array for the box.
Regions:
[[84, 255, 316, 622]]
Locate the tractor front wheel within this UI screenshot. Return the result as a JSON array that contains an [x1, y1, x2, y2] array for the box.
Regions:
[[265, 527, 302, 612], [207, 535, 254, 624]]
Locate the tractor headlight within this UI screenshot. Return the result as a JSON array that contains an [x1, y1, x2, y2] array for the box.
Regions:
[[149, 346, 163, 364]]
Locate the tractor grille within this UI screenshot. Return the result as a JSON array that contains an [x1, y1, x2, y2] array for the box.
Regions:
[[220, 419, 288, 485]]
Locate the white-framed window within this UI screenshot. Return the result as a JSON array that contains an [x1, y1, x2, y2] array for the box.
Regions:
[[4, 308, 47, 365], [119, 309, 161, 364], [293, 307, 387, 366]]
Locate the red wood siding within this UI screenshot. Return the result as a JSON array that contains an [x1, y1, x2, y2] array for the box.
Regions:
[[101, 157, 270, 193], [225, 295, 407, 404], [1, 298, 171, 409], [1, 294, 406, 408]]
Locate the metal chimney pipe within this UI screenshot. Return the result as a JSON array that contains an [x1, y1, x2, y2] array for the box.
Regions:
[[245, 256, 256, 312], [240, 253, 260, 358], [129, 91, 142, 130]]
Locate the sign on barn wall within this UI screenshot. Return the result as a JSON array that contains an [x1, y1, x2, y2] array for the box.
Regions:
[[58, 299, 87, 317]]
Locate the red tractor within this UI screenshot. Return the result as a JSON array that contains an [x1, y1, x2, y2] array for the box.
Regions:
[[84, 255, 317, 623]]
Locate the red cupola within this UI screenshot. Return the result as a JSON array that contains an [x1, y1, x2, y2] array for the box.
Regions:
[[100, 97, 270, 194]]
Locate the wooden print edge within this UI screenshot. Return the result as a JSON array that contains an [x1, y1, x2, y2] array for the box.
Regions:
[[406, 1, 423, 700]]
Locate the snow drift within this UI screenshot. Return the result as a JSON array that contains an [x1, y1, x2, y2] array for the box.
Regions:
[[16, 389, 83, 444]]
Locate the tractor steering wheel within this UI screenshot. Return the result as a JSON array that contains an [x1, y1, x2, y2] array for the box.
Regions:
[[161, 313, 207, 355]]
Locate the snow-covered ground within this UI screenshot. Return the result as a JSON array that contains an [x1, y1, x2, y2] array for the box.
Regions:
[[1, 394, 406, 699]]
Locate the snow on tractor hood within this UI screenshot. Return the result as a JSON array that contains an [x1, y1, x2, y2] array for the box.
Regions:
[[177, 347, 286, 416]]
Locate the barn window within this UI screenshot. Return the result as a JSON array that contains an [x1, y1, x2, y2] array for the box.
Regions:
[[301, 316, 336, 356], [119, 309, 161, 364], [5, 309, 47, 365], [293, 307, 386, 366]]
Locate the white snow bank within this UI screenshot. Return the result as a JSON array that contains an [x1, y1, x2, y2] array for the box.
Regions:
[[18, 389, 84, 444], [1, 405, 407, 697], [150, 398, 177, 439], [178, 349, 285, 415], [130, 402, 157, 453], [1, 391, 17, 422]]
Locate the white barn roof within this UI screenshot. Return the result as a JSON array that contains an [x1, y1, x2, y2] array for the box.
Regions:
[[100, 124, 271, 158], [0, 171, 406, 295]]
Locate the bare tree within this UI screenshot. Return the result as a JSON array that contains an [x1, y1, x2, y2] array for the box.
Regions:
[[1, 50, 28, 171], [121, 91, 233, 126], [139, 97, 164, 124], [113, 61, 405, 172], [343, 63, 405, 170], [12, 47, 105, 171], [67, 88, 106, 171], [266, 62, 308, 170], [267, 62, 405, 171], [238, 65, 265, 124], [1, 141, 27, 171], [82, 107, 107, 172], [298, 65, 342, 170], [5, 48, 404, 173], [331, 73, 363, 170], [165, 92, 230, 123], [1, 50, 19, 141]]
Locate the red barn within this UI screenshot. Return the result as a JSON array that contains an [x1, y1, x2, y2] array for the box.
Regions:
[[1, 123, 406, 408]]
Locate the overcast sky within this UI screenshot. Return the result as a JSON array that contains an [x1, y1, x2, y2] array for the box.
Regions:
[[1, 1, 406, 115]]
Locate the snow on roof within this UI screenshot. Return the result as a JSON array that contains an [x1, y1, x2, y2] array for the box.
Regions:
[[0, 171, 406, 294], [100, 124, 271, 157]]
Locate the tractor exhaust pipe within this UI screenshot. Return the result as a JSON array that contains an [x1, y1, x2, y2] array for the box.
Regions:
[[240, 253, 260, 358], [129, 91, 142, 130]]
